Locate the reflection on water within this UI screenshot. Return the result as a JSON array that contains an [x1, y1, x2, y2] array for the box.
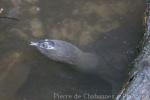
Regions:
[[0, 0, 144, 100]]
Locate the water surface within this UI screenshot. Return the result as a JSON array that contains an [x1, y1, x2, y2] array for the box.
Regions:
[[0, 0, 144, 100]]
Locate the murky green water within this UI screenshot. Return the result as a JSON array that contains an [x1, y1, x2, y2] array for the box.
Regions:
[[0, 0, 144, 100]]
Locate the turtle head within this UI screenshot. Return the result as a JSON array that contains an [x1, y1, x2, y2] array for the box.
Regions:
[[30, 39, 58, 59], [30, 39, 74, 63], [30, 39, 55, 50]]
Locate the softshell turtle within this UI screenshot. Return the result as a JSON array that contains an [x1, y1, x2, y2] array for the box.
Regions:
[[30, 39, 119, 91], [30, 39, 99, 71]]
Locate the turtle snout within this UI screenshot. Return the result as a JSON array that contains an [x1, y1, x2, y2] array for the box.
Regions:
[[30, 41, 38, 47]]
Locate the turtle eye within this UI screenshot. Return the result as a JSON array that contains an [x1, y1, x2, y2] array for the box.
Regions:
[[40, 42, 48, 48], [40, 41, 55, 49]]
